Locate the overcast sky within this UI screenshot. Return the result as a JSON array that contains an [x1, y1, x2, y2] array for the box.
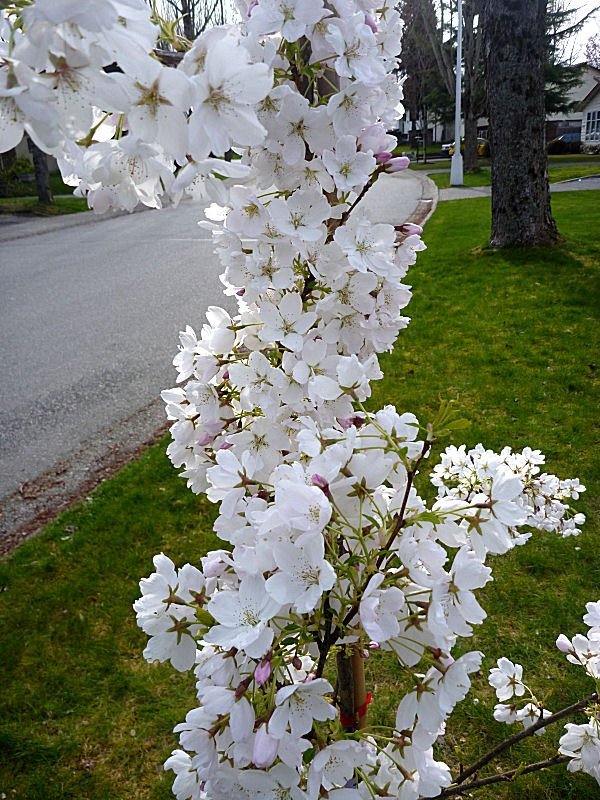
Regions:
[[569, 0, 599, 60]]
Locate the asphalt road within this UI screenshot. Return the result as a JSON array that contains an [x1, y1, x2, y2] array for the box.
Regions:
[[0, 171, 429, 544], [0, 202, 230, 505]]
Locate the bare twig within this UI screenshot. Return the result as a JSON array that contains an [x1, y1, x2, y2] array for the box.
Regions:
[[375, 439, 432, 572], [436, 755, 571, 798], [451, 693, 597, 788]]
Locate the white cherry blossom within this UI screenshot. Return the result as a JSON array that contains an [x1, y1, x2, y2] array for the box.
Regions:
[[322, 134, 376, 192], [269, 678, 337, 738], [8, 0, 591, 794], [205, 575, 282, 658], [489, 657, 526, 702], [188, 35, 273, 159], [266, 533, 336, 613]]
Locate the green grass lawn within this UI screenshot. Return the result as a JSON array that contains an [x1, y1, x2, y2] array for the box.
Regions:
[[428, 164, 600, 189], [408, 153, 600, 173], [0, 195, 88, 215], [0, 192, 599, 799]]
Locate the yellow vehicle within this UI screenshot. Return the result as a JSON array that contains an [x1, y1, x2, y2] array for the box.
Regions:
[[448, 137, 490, 157]]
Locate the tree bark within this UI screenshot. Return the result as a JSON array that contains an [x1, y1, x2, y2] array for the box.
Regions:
[[335, 648, 368, 731], [336, 649, 355, 730], [481, 0, 558, 247], [462, 2, 479, 171], [26, 135, 53, 205]]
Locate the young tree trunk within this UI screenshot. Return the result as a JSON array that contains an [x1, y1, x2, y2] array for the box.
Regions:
[[481, 0, 558, 247], [336, 648, 368, 731], [26, 135, 53, 204]]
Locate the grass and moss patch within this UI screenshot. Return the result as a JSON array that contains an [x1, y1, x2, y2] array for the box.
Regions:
[[0, 196, 88, 215], [427, 164, 600, 189]]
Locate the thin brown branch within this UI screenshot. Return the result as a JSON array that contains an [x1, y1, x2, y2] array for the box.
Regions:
[[337, 438, 432, 635], [453, 693, 597, 786], [437, 755, 571, 798], [375, 439, 432, 572]]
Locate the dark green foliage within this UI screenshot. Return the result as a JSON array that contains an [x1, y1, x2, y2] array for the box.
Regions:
[[0, 196, 88, 215], [544, 1, 590, 114], [0, 156, 34, 197]]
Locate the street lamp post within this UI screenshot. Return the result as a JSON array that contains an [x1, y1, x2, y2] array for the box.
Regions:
[[450, 0, 464, 186]]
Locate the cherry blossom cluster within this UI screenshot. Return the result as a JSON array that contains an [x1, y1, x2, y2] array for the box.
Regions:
[[2, 1, 596, 797], [489, 602, 600, 783], [489, 657, 553, 733], [557, 602, 600, 782]]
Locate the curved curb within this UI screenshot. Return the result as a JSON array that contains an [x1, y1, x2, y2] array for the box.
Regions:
[[0, 204, 146, 244], [410, 172, 438, 228]]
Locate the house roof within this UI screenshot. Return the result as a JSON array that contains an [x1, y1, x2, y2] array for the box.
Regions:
[[579, 78, 600, 110]]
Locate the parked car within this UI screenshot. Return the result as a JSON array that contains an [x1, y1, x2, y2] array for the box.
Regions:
[[444, 137, 490, 157], [547, 133, 581, 154]]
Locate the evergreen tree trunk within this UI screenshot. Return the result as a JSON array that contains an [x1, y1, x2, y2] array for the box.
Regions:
[[481, 0, 557, 247], [26, 136, 53, 205]]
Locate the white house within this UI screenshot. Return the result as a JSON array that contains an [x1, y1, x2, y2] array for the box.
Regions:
[[579, 78, 600, 154], [545, 63, 600, 140]]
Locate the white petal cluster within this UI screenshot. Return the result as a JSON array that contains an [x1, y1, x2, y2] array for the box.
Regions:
[[556, 604, 600, 780], [557, 599, 600, 681], [493, 603, 600, 783], [1, 1, 273, 206], [431, 443, 586, 554], [6, 0, 593, 796]]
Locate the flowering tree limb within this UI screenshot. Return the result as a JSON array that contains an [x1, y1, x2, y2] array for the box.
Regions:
[[437, 755, 572, 798], [452, 692, 599, 788]]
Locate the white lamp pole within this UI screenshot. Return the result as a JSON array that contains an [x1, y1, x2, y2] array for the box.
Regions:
[[450, 0, 464, 186]]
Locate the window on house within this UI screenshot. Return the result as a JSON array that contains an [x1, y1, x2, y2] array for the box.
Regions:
[[585, 110, 600, 140]]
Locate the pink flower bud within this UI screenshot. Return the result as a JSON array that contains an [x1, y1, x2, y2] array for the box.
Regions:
[[368, 641, 380, 650], [364, 12, 378, 32], [556, 634, 573, 653], [222, 369, 229, 380], [252, 724, 279, 768], [236, 288, 245, 297], [292, 655, 303, 670], [385, 156, 410, 173], [311, 474, 329, 494], [338, 415, 364, 429], [399, 222, 423, 236], [375, 151, 393, 164], [254, 659, 271, 686]]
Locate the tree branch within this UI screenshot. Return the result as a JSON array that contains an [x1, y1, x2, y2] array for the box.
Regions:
[[419, 5, 455, 97], [437, 754, 571, 797], [375, 438, 432, 572], [451, 693, 597, 787]]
